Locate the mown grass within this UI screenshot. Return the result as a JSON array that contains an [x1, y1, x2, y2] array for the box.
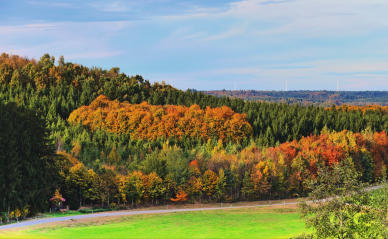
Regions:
[[0, 207, 306, 239]]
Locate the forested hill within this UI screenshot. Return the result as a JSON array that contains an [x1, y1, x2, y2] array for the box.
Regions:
[[0, 53, 387, 148], [1, 53, 388, 217], [205, 90, 388, 106]]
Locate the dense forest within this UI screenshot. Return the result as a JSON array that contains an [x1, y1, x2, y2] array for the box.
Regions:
[[0, 53, 387, 221], [206, 90, 388, 106], [68, 95, 252, 143]]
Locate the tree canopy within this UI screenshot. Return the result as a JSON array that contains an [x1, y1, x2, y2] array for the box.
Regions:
[[0, 102, 56, 219], [68, 95, 252, 142], [0, 53, 387, 219]]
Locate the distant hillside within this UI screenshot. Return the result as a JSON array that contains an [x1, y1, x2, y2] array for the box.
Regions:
[[1, 53, 387, 215], [204, 90, 388, 106]]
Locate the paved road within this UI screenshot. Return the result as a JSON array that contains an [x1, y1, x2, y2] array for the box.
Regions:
[[1, 184, 383, 230], [0, 202, 298, 230]]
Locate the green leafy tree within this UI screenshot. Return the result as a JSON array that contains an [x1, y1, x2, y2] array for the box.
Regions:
[[241, 172, 255, 200], [216, 169, 227, 202], [0, 102, 56, 216], [298, 158, 387, 239]]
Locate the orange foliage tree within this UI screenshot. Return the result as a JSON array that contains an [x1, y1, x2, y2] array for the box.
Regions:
[[68, 95, 252, 142], [170, 190, 188, 203], [55, 129, 387, 207], [327, 105, 388, 113]]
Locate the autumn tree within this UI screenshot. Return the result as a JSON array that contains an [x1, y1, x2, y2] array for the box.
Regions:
[[120, 171, 145, 207], [68, 95, 253, 143], [170, 190, 188, 203], [202, 170, 219, 201]]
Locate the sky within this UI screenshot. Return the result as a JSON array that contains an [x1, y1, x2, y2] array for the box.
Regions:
[[1, 0, 388, 91]]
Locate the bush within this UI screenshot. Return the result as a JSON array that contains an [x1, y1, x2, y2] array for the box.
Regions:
[[292, 234, 313, 239], [68, 197, 80, 210], [0, 212, 9, 224], [79, 208, 113, 214]]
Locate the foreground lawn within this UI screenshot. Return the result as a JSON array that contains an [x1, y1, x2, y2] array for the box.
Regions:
[[0, 207, 306, 239]]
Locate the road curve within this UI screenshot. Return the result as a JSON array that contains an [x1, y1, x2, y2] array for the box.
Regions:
[[0, 202, 297, 230], [1, 184, 383, 230]]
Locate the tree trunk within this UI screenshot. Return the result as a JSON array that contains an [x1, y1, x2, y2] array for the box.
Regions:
[[7, 205, 10, 223], [79, 191, 82, 208]]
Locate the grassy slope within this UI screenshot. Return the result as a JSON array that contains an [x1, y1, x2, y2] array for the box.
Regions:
[[0, 207, 306, 239]]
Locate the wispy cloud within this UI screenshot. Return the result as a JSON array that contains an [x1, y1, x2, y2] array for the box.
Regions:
[[147, 59, 388, 90], [260, 0, 295, 5], [1, 0, 388, 90], [27, 0, 77, 8], [89, 1, 130, 13], [66, 50, 123, 59], [0, 23, 56, 33], [0, 21, 130, 61], [158, 0, 388, 40]]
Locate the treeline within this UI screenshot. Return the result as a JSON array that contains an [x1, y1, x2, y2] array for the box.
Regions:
[[329, 104, 388, 113], [205, 90, 388, 106], [55, 129, 387, 210]]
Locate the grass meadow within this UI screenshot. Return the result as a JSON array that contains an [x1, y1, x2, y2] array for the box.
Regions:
[[0, 207, 306, 239]]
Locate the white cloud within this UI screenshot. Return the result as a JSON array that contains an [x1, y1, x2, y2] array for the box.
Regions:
[[2, 0, 388, 90], [157, 0, 388, 42], [0, 21, 130, 61], [0, 23, 56, 33]]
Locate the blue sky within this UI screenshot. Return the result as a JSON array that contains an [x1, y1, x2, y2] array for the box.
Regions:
[[1, 0, 388, 90]]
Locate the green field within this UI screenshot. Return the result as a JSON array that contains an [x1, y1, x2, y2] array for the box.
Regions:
[[0, 207, 306, 239]]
